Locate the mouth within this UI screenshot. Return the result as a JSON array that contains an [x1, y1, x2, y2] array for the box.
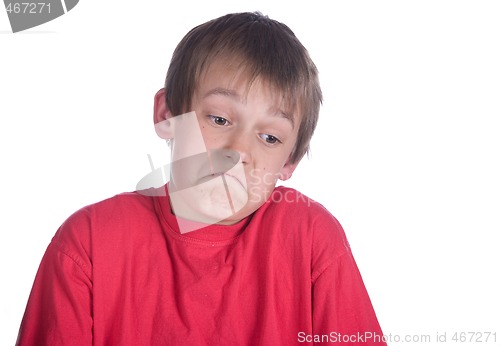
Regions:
[[194, 149, 247, 190], [200, 172, 246, 191], [221, 172, 246, 190]]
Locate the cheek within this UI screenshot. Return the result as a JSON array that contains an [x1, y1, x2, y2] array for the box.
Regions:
[[247, 169, 280, 189], [199, 125, 224, 148]]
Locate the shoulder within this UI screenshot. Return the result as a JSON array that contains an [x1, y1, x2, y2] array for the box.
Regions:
[[260, 186, 352, 275], [58, 190, 155, 231], [51, 190, 157, 256], [265, 186, 347, 238]]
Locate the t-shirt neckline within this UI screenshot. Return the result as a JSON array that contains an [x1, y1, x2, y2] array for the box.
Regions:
[[154, 184, 251, 246]]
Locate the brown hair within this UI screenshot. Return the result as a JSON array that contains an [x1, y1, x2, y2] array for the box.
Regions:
[[164, 12, 322, 163]]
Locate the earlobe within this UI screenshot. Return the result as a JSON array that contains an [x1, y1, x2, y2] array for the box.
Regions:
[[278, 159, 300, 181], [154, 88, 174, 139]]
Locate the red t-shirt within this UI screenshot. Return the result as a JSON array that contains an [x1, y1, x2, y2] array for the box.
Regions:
[[16, 186, 386, 345]]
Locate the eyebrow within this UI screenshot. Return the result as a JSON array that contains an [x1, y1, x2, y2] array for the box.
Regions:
[[204, 87, 239, 99], [203, 87, 295, 127]]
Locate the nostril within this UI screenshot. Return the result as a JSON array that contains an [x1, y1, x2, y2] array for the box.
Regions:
[[223, 149, 240, 164], [209, 149, 241, 173]]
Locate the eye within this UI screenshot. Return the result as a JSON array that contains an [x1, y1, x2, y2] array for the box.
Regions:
[[259, 133, 281, 145], [208, 115, 230, 126]]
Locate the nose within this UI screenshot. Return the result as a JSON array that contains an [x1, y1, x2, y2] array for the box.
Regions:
[[207, 148, 240, 176], [219, 149, 240, 165], [206, 131, 252, 175], [225, 131, 252, 165]]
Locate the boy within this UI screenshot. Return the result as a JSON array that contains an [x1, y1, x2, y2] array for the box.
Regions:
[[17, 12, 386, 345]]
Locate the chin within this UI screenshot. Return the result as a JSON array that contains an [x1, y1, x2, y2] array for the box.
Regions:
[[170, 173, 255, 225]]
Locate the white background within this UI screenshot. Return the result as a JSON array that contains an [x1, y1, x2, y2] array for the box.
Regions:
[[1, 1, 499, 345]]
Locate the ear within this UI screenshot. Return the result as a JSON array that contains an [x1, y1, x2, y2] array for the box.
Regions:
[[278, 158, 301, 181], [154, 88, 174, 139]]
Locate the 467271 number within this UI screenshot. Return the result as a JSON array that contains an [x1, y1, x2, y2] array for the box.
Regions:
[[6, 2, 51, 14], [452, 331, 497, 343]]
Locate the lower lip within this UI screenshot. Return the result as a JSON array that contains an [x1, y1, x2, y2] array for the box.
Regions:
[[199, 173, 244, 189], [223, 174, 245, 189]]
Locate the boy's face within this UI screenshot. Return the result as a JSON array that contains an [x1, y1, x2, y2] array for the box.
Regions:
[[155, 61, 300, 228]]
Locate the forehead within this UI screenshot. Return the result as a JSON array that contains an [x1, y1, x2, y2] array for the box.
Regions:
[[194, 58, 298, 123]]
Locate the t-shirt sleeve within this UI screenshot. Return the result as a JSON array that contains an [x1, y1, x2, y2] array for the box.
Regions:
[[310, 208, 386, 345], [16, 210, 93, 346], [312, 253, 386, 345]]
